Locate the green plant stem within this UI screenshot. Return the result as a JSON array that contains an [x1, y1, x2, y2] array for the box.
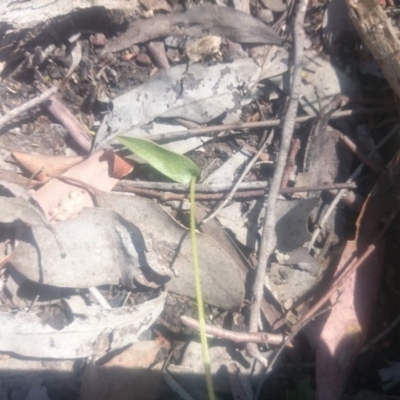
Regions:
[[190, 176, 215, 400]]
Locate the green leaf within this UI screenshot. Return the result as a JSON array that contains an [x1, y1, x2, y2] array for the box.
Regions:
[[117, 136, 200, 184]]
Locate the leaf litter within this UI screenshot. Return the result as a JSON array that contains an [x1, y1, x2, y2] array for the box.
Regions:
[[1, 0, 400, 399], [93, 58, 262, 154]]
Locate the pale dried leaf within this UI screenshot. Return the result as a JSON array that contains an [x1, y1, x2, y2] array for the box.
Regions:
[[10, 208, 146, 288], [94, 58, 261, 154], [258, 45, 289, 80], [217, 198, 318, 251], [203, 148, 252, 185], [65, 40, 82, 79], [0, 293, 166, 359], [270, 50, 360, 115], [300, 50, 361, 115]]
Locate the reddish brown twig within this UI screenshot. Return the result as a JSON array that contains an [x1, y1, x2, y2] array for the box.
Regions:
[[280, 138, 301, 189], [0, 86, 59, 131], [181, 316, 284, 345], [44, 95, 92, 152], [339, 132, 383, 174], [147, 107, 393, 143]]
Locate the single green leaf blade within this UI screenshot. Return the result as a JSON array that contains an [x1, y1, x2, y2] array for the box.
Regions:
[[117, 136, 200, 184]]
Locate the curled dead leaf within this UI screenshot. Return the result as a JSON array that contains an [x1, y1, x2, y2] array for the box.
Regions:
[[186, 36, 222, 64], [12, 152, 83, 181]]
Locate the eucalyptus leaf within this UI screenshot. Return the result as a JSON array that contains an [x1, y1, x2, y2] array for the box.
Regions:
[[117, 136, 200, 184]]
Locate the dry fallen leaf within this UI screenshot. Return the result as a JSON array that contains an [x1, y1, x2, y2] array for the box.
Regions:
[[315, 149, 400, 400], [105, 150, 134, 178], [12, 152, 83, 181], [93, 190, 245, 311], [93, 58, 261, 154], [186, 36, 222, 64], [32, 151, 118, 219], [9, 207, 149, 288], [0, 293, 166, 359], [103, 5, 282, 54]]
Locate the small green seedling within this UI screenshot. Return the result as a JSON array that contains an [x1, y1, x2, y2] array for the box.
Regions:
[[117, 136, 215, 400], [117, 136, 200, 184]]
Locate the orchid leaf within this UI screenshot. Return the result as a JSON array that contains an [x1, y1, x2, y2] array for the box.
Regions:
[[117, 136, 200, 184]]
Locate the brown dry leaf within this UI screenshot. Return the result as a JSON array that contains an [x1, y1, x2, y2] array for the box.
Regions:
[[105, 151, 134, 178], [315, 239, 384, 400], [32, 150, 118, 220], [103, 5, 282, 54], [186, 36, 222, 64], [12, 152, 83, 181], [81, 340, 167, 400], [315, 149, 400, 400], [147, 40, 170, 70]]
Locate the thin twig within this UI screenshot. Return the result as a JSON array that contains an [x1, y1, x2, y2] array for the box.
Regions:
[[89, 287, 111, 309], [115, 180, 270, 192], [0, 86, 59, 131], [181, 315, 284, 345], [146, 107, 393, 142], [361, 313, 400, 353], [113, 182, 357, 200], [201, 141, 268, 224], [247, 0, 308, 364], [114, 179, 356, 194], [339, 132, 383, 174], [44, 94, 92, 152]]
